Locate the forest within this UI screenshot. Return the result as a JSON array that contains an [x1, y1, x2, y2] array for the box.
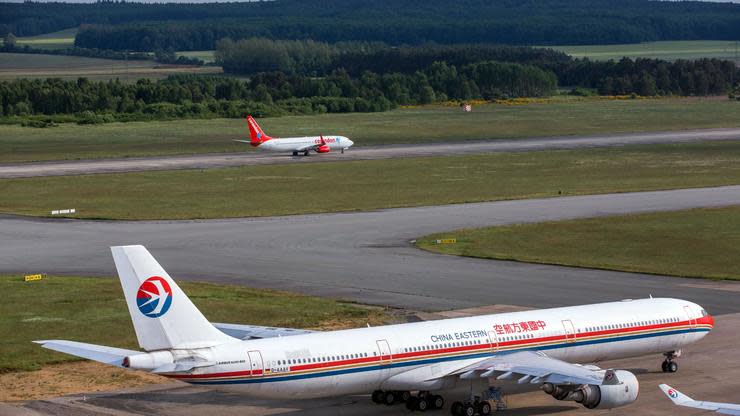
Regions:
[[2, 0, 740, 49], [215, 39, 738, 96], [0, 61, 557, 122]]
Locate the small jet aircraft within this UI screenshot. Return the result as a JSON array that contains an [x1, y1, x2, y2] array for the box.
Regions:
[[36, 246, 714, 415], [660, 384, 740, 415], [235, 115, 353, 156]]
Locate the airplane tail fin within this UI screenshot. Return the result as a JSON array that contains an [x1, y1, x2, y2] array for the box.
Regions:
[[111, 245, 235, 351], [246, 115, 273, 146]]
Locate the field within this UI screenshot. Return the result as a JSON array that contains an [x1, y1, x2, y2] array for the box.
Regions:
[[177, 50, 216, 63], [0, 53, 222, 81], [1, 140, 739, 220], [417, 206, 740, 281], [11, 28, 77, 50], [548, 40, 740, 62], [2, 97, 740, 163], [0, 275, 387, 374]]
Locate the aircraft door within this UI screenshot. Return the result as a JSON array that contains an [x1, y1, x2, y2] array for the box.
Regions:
[[248, 350, 264, 377], [561, 320, 576, 343], [683, 306, 697, 328], [376, 339, 392, 364], [488, 331, 500, 353]]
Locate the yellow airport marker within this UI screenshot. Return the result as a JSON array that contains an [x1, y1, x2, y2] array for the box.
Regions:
[[435, 238, 457, 244], [24, 274, 45, 282]]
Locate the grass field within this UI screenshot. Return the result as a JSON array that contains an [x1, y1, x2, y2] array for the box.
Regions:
[[12, 28, 77, 50], [2, 140, 739, 220], [2, 97, 739, 163], [548, 40, 740, 62], [177, 50, 216, 63], [0, 53, 222, 82], [0, 275, 387, 373], [417, 206, 740, 280]]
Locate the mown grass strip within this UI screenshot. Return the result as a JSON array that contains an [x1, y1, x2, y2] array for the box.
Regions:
[[417, 206, 740, 281], [2, 140, 740, 220], [0, 276, 387, 373]]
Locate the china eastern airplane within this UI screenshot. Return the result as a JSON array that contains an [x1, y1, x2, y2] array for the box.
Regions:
[[234, 115, 354, 156], [36, 246, 714, 416], [660, 384, 740, 415]]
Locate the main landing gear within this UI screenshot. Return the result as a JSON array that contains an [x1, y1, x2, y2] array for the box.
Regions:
[[450, 398, 492, 416], [661, 350, 681, 373], [371, 390, 444, 411]]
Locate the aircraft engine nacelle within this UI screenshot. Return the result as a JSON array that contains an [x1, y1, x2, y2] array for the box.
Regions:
[[543, 370, 639, 409], [122, 351, 174, 371], [316, 145, 331, 153]]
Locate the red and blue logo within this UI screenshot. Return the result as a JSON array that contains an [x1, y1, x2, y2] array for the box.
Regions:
[[667, 389, 678, 398], [136, 276, 172, 318]]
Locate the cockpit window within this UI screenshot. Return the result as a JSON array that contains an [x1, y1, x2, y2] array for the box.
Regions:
[[701, 309, 708, 317]]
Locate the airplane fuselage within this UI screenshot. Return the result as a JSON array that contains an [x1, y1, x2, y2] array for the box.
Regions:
[[256, 136, 352, 153], [166, 298, 712, 399]]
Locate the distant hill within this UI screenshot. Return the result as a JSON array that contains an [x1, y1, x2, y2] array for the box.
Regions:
[[1, 0, 740, 51]]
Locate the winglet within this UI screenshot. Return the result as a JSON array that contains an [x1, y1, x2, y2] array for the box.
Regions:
[[659, 384, 692, 405]]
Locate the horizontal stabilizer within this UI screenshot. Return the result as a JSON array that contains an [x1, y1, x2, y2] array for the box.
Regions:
[[213, 322, 315, 340], [34, 340, 138, 367]]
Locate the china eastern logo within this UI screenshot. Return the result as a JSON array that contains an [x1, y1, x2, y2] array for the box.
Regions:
[[136, 276, 172, 318], [667, 389, 678, 398]]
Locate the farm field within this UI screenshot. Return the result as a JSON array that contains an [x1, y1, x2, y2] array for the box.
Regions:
[[10, 28, 77, 50], [2, 97, 739, 163], [0, 53, 222, 81], [417, 206, 740, 281], [548, 40, 740, 62], [1, 140, 739, 220], [177, 50, 216, 63]]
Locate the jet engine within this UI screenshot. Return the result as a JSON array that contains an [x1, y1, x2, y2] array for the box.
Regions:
[[316, 144, 331, 153], [543, 370, 639, 409]]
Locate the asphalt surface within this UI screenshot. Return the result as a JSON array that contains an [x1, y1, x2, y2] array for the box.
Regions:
[[6, 309, 739, 416], [2, 185, 740, 314], [2, 128, 740, 178]]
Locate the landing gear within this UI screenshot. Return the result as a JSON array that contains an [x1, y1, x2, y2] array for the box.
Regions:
[[662, 350, 680, 373], [450, 398, 491, 416], [372, 390, 444, 411], [292, 151, 298, 156], [304, 150, 310, 156]]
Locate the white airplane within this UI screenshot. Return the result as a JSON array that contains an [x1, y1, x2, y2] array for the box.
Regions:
[[36, 246, 714, 415], [235, 115, 353, 156], [660, 384, 740, 415]]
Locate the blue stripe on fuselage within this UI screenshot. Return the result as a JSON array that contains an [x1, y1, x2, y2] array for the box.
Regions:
[[186, 327, 709, 385]]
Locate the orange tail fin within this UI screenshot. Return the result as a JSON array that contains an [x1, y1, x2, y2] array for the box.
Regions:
[[246, 115, 272, 146]]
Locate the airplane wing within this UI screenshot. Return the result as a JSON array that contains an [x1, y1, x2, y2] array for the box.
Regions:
[[660, 384, 740, 415], [212, 323, 316, 340], [450, 350, 609, 386], [34, 340, 139, 367]]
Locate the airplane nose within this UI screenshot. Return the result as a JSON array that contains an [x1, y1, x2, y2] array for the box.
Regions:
[[347, 139, 354, 147], [707, 314, 715, 329]]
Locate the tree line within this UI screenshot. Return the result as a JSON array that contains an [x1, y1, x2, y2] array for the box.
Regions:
[[215, 38, 739, 96], [0, 61, 556, 123], [2, 0, 740, 49]]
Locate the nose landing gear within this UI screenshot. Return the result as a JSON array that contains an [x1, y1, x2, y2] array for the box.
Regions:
[[661, 350, 681, 373]]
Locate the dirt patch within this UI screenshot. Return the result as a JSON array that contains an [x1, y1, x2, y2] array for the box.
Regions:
[[0, 361, 167, 402]]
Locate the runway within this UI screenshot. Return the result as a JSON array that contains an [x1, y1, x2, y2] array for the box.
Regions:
[[2, 185, 740, 314], [2, 127, 740, 178]]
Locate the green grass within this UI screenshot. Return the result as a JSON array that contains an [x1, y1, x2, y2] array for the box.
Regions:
[[2, 140, 740, 220], [177, 50, 216, 63], [548, 40, 740, 62], [0, 275, 387, 373], [417, 206, 740, 280], [0, 52, 222, 82], [2, 97, 740, 163], [13, 28, 78, 50]]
